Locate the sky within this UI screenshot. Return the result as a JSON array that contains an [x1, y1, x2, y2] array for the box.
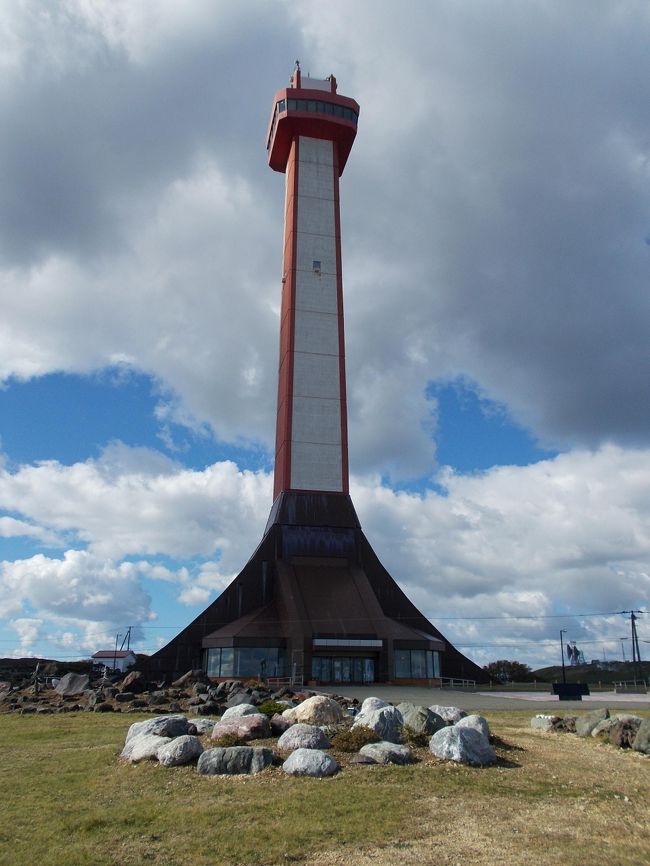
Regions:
[[0, 0, 649, 671]]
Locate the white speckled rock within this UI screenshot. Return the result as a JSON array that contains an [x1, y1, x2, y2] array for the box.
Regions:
[[282, 695, 343, 725], [428, 705, 466, 725], [123, 733, 170, 763], [360, 697, 389, 713], [125, 714, 189, 743], [197, 746, 274, 775], [157, 735, 204, 767], [278, 723, 331, 751], [359, 741, 413, 765], [456, 714, 490, 740], [220, 703, 259, 720], [353, 705, 403, 744], [210, 714, 271, 741], [397, 703, 446, 735], [282, 748, 338, 777], [429, 727, 497, 766]]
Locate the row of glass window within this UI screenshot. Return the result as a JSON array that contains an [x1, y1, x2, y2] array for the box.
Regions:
[[312, 655, 375, 683], [205, 646, 286, 678], [394, 649, 440, 679], [313, 638, 383, 648], [268, 97, 358, 150]]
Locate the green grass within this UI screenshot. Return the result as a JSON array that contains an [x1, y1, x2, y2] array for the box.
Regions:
[[1, 710, 648, 866]]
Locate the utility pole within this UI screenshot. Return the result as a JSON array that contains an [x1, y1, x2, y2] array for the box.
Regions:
[[113, 633, 121, 673], [560, 629, 567, 684], [630, 611, 642, 684], [620, 637, 628, 662], [120, 626, 132, 652]]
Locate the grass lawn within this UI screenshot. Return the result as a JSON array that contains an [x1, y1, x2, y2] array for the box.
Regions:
[[0, 710, 648, 866]]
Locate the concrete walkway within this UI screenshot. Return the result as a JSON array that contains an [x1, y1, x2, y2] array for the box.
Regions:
[[326, 684, 650, 713]]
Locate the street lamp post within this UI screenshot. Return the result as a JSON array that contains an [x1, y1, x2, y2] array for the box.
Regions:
[[560, 629, 567, 684]]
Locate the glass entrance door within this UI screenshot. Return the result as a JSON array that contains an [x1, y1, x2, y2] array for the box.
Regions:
[[312, 655, 375, 683]]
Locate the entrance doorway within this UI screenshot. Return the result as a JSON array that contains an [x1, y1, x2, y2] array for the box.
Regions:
[[311, 655, 375, 683]]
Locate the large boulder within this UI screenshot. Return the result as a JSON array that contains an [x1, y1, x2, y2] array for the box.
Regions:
[[270, 713, 293, 735], [171, 669, 206, 688], [211, 714, 271, 742], [428, 705, 466, 725], [125, 714, 190, 743], [277, 723, 331, 751], [456, 714, 491, 740], [608, 718, 643, 749], [359, 741, 413, 765], [119, 670, 145, 693], [283, 695, 343, 726], [360, 697, 389, 713], [157, 735, 204, 767], [225, 689, 255, 708], [575, 708, 610, 737], [220, 703, 259, 720], [352, 705, 403, 744], [54, 673, 90, 696], [197, 746, 274, 775], [282, 748, 338, 777], [632, 719, 650, 754], [429, 726, 497, 766], [122, 734, 170, 763], [397, 703, 446, 736]]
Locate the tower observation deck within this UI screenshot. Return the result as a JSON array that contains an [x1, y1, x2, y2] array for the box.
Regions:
[[148, 68, 487, 687]]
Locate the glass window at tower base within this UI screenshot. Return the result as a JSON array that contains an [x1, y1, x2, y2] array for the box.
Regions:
[[205, 647, 287, 678], [394, 649, 440, 679]]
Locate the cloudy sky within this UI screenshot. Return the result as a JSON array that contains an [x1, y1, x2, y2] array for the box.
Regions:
[[1, 0, 648, 671]]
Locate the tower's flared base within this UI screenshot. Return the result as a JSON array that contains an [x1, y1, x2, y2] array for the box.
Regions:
[[148, 492, 487, 685]]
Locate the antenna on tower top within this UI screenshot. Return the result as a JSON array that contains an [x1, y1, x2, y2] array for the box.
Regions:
[[295, 59, 300, 70]]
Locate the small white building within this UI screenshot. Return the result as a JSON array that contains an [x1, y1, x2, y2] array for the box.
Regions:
[[91, 649, 137, 673]]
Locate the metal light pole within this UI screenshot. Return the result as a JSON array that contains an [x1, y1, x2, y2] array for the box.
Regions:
[[560, 629, 567, 684], [620, 637, 628, 662]]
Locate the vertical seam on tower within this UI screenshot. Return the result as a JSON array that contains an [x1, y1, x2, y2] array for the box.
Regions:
[[333, 144, 349, 493]]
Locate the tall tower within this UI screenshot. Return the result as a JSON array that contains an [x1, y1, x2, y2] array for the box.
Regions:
[[148, 68, 487, 687], [268, 67, 358, 499]]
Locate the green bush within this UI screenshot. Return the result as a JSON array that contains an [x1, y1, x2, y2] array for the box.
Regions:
[[256, 699, 288, 718], [401, 725, 429, 748], [330, 725, 381, 752]]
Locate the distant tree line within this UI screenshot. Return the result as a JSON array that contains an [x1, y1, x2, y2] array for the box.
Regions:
[[483, 659, 536, 682]]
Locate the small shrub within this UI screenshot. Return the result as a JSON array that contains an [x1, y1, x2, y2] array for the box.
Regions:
[[211, 733, 248, 747], [256, 699, 287, 718], [331, 725, 381, 752], [401, 725, 428, 748]]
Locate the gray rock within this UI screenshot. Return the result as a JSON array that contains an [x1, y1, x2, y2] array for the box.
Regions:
[[282, 748, 338, 777], [197, 746, 274, 775], [591, 715, 640, 738], [530, 714, 561, 731], [283, 695, 344, 725], [221, 703, 259, 720], [456, 714, 490, 740], [429, 726, 497, 766], [397, 703, 446, 736], [608, 718, 643, 749], [353, 705, 403, 743], [359, 741, 413, 765], [225, 689, 253, 708], [270, 713, 293, 735], [350, 753, 377, 765], [428, 705, 467, 725], [187, 717, 218, 734], [632, 718, 650, 754], [360, 696, 390, 713], [54, 672, 90, 696], [575, 708, 610, 737], [122, 733, 170, 763], [277, 723, 331, 751], [115, 692, 134, 703], [125, 714, 190, 743], [94, 702, 114, 712], [157, 735, 204, 767], [211, 714, 271, 742]]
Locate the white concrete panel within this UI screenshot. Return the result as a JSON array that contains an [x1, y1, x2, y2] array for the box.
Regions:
[[295, 233, 337, 276], [297, 194, 335, 237], [292, 396, 342, 444], [294, 270, 338, 314], [299, 137, 334, 166], [294, 309, 339, 356], [291, 442, 343, 492], [298, 163, 335, 200], [300, 78, 332, 92], [292, 352, 340, 399]]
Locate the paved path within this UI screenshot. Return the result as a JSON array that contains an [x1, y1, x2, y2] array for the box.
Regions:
[[327, 685, 650, 713]]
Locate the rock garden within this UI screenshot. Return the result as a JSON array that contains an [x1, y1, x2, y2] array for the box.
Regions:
[[531, 706, 650, 755]]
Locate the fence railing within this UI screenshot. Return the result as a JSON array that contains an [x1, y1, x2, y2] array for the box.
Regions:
[[439, 677, 476, 690]]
